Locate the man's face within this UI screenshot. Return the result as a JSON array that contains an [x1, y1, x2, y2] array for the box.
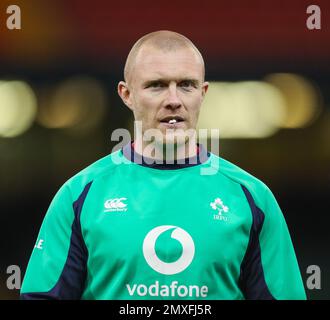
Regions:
[[120, 46, 208, 145]]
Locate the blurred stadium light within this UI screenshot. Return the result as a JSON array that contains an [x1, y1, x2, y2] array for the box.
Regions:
[[36, 76, 107, 134], [198, 81, 286, 139], [0, 81, 37, 138], [198, 76, 322, 139], [265, 73, 322, 129]]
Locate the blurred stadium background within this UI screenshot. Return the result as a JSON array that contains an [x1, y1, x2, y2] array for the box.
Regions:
[[0, 0, 329, 299]]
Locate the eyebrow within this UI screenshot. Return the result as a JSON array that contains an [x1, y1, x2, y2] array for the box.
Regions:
[[142, 78, 200, 87]]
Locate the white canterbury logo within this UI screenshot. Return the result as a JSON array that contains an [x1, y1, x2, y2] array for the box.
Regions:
[[104, 198, 127, 212]]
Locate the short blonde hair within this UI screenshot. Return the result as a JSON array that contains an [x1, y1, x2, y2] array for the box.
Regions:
[[124, 30, 205, 83]]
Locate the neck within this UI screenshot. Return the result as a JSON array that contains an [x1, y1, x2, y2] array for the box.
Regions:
[[133, 137, 198, 162]]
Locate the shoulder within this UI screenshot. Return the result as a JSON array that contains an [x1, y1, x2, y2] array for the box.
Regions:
[[211, 154, 275, 208], [56, 149, 124, 201]]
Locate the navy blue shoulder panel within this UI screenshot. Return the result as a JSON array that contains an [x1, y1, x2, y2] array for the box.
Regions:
[[21, 181, 92, 300], [239, 185, 275, 300]]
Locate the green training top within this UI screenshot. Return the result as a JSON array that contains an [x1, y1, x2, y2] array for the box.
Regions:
[[20, 142, 306, 300]]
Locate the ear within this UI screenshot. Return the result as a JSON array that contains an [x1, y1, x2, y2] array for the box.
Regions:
[[201, 81, 209, 99], [118, 81, 134, 111]]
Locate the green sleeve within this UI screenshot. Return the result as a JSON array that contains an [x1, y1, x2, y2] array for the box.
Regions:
[[258, 187, 307, 299], [20, 182, 89, 299]]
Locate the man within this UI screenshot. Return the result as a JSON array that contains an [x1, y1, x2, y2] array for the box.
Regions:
[[20, 30, 306, 300]]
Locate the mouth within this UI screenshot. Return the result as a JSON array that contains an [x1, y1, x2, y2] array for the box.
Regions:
[[159, 116, 185, 125]]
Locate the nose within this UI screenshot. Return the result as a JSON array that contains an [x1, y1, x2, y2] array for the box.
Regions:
[[165, 83, 182, 110]]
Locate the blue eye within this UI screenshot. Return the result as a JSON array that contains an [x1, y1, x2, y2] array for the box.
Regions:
[[180, 81, 194, 90], [150, 82, 165, 88], [181, 81, 190, 87]]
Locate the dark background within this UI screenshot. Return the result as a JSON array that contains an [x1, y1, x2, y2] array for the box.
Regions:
[[0, 0, 329, 299]]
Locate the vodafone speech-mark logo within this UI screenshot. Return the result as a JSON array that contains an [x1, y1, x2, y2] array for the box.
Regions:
[[142, 225, 195, 275]]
